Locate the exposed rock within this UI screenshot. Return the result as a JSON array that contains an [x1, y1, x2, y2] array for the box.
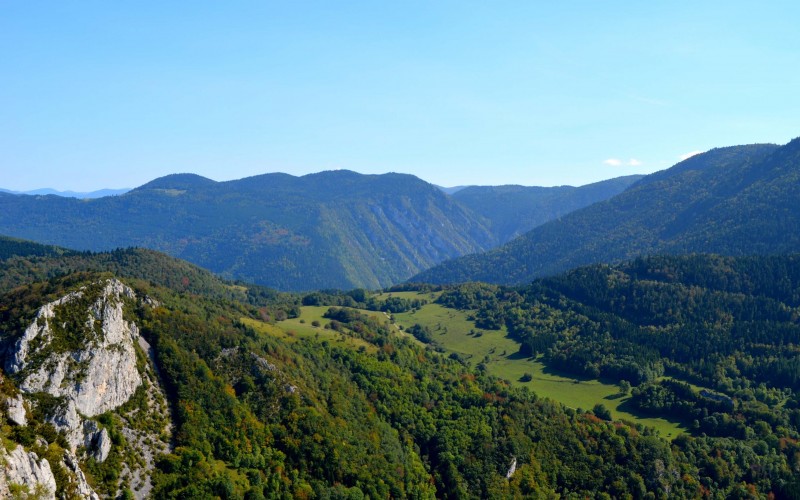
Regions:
[[0, 444, 57, 500], [7, 278, 143, 450], [94, 429, 112, 463], [4, 290, 82, 374], [47, 400, 83, 449], [6, 393, 27, 426], [252, 352, 277, 371], [143, 295, 161, 308], [63, 450, 101, 500], [83, 420, 112, 462], [506, 457, 517, 479], [124, 335, 174, 499], [3, 277, 171, 497]]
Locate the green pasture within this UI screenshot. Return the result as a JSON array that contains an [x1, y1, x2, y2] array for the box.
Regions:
[[242, 306, 378, 353], [393, 298, 685, 438]]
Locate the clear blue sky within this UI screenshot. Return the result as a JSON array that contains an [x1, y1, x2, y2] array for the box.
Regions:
[[2, 1, 798, 191]]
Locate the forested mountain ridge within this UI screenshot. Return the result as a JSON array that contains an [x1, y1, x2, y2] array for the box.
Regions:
[[0, 171, 496, 291], [413, 140, 800, 285], [0, 169, 640, 292], [406, 253, 800, 496], [0, 235, 287, 306], [452, 174, 643, 242], [1, 239, 799, 497]]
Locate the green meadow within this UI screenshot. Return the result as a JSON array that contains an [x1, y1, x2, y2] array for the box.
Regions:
[[242, 305, 378, 353], [393, 295, 685, 437]]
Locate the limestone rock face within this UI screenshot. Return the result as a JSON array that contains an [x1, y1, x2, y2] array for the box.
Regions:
[[84, 420, 112, 462], [5, 393, 27, 426], [6, 278, 143, 451], [63, 450, 101, 500], [0, 445, 57, 500], [1, 277, 170, 498]]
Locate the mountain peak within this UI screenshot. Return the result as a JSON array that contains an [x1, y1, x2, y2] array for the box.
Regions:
[[135, 173, 217, 191]]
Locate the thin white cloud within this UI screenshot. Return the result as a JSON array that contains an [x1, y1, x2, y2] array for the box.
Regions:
[[631, 95, 669, 107], [604, 158, 642, 167], [679, 150, 703, 161]]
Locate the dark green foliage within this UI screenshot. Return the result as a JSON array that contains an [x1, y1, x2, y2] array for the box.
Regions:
[[591, 403, 612, 421], [3, 245, 800, 497], [423, 253, 800, 496], [0, 242, 301, 325], [0, 170, 499, 291], [417, 140, 800, 285], [406, 323, 433, 343], [453, 175, 642, 242], [0, 234, 74, 260]]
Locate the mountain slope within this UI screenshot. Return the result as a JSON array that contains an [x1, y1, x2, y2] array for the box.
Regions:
[[414, 254, 800, 497], [0, 243, 708, 498], [0, 171, 496, 291], [2, 240, 799, 497], [414, 140, 799, 285], [453, 175, 643, 242]]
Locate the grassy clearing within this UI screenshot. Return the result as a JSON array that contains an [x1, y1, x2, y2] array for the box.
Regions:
[[393, 297, 685, 438], [242, 306, 378, 353]]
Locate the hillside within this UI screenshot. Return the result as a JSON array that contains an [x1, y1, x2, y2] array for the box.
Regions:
[[0, 235, 289, 306], [0, 171, 496, 291], [0, 169, 642, 292], [414, 140, 800, 285], [395, 254, 800, 496], [1, 240, 799, 497], [0, 243, 731, 497], [453, 175, 642, 242]]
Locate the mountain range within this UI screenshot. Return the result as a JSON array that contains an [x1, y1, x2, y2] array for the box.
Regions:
[[0, 188, 130, 198], [452, 175, 643, 242], [415, 138, 800, 285], [0, 171, 637, 291]]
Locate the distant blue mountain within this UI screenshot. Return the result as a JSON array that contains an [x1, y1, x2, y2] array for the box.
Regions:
[[0, 187, 130, 198]]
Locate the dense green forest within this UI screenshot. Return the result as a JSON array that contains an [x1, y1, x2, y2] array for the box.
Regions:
[[415, 139, 800, 285], [0, 171, 497, 291], [451, 175, 641, 242], [2, 241, 800, 497], [410, 254, 800, 496], [0, 171, 639, 292]]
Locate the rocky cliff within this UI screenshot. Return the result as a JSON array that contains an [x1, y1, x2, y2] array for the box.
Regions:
[[1, 278, 171, 498]]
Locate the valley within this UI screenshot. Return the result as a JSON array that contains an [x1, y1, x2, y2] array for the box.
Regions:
[[386, 293, 685, 437], [5, 2, 799, 497], [2, 137, 800, 498], [0, 171, 638, 291]]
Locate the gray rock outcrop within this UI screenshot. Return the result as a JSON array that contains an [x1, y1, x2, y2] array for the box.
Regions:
[[84, 420, 112, 462], [5, 393, 27, 426], [0, 445, 57, 500], [6, 278, 143, 452], [63, 450, 101, 500]]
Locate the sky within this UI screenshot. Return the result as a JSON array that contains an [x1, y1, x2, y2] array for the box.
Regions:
[[2, 1, 799, 191]]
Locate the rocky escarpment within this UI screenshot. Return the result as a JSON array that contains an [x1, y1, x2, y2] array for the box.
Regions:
[[0, 443, 57, 499], [1, 278, 171, 498], [6, 279, 142, 451]]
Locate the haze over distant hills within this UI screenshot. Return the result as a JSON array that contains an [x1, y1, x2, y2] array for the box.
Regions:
[[0, 170, 636, 291], [452, 175, 643, 242], [0, 187, 130, 198], [415, 138, 800, 285]]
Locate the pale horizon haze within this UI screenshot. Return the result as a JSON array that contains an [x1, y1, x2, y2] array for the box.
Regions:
[[2, 1, 799, 191]]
